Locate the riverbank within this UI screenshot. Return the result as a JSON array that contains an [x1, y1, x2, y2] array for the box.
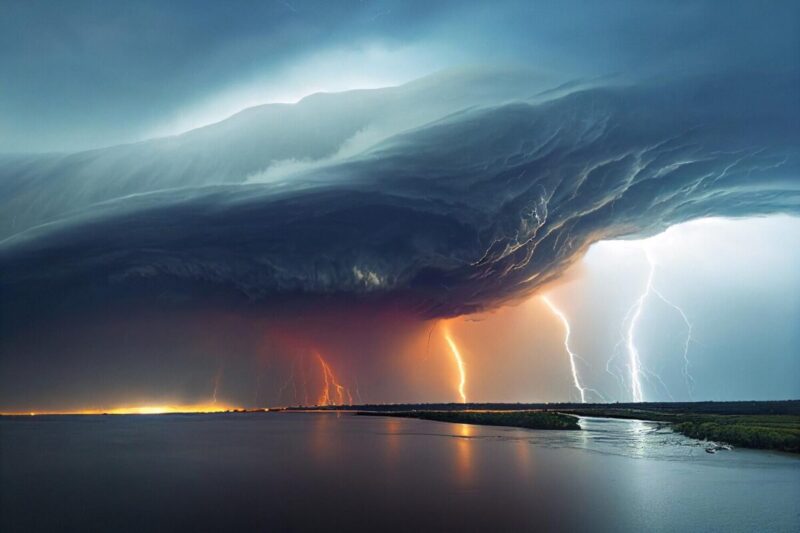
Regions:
[[360, 409, 799, 452], [560, 408, 800, 453], [358, 410, 580, 430], [285, 400, 800, 453], [3, 412, 798, 532]]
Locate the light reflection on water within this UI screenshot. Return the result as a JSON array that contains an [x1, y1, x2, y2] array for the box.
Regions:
[[393, 416, 740, 462], [453, 423, 475, 486], [1, 412, 798, 532], [574, 416, 701, 459]]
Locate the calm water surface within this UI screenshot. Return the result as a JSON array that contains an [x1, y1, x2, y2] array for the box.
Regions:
[[1, 413, 798, 532]]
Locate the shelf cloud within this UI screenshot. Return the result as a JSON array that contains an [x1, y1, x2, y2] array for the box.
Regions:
[[2, 69, 797, 326], [1, 0, 797, 409]]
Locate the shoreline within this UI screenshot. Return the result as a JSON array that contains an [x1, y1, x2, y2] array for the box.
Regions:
[[4, 401, 798, 454], [357, 409, 580, 430]]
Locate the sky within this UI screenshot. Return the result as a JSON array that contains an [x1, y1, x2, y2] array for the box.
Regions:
[[3, 0, 797, 153], [0, 1, 798, 412]]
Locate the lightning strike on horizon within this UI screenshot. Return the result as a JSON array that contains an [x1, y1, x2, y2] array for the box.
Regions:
[[315, 352, 351, 406], [541, 295, 589, 403], [318, 355, 331, 406], [624, 258, 652, 403], [621, 249, 696, 402], [652, 286, 695, 399], [442, 326, 467, 403]]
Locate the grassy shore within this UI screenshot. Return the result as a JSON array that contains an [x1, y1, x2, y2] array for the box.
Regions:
[[672, 416, 800, 452], [561, 408, 800, 453], [291, 401, 800, 453], [358, 410, 580, 430]]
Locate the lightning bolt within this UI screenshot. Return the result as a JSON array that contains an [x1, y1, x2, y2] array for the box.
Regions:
[[621, 249, 695, 402], [315, 352, 351, 406], [316, 353, 332, 406], [541, 295, 591, 403], [651, 286, 695, 399], [442, 325, 467, 403], [624, 260, 652, 403]]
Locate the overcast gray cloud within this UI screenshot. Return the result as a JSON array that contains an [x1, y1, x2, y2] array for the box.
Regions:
[[0, 0, 798, 409], [2, 1, 796, 152], [2, 68, 797, 323]]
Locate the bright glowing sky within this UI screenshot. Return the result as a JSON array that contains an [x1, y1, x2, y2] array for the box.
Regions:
[[538, 216, 800, 402]]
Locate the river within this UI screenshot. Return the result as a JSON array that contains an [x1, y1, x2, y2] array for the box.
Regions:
[[1, 413, 797, 532]]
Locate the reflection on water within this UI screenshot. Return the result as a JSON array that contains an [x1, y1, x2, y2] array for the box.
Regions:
[[1, 413, 798, 533], [453, 423, 474, 486], [576, 416, 697, 459], [513, 435, 533, 478], [383, 417, 402, 463], [310, 409, 337, 463], [393, 415, 779, 463]]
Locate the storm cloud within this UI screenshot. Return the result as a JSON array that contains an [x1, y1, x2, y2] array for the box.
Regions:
[[1, 1, 798, 409], [2, 69, 798, 326]]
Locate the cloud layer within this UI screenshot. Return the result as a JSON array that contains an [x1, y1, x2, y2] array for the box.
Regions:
[[2, 69, 798, 328], [1, 1, 798, 409]]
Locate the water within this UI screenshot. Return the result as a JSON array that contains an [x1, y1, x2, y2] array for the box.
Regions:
[[1, 413, 797, 532]]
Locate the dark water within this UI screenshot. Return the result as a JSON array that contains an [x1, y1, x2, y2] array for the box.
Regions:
[[1, 413, 798, 532]]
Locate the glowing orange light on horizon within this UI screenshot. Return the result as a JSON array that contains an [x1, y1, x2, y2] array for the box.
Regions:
[[443, 325, 468, 403], [1, 403, 238, 416]]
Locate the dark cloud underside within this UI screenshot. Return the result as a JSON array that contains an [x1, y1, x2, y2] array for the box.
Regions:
[[2, 70, 798, 326]]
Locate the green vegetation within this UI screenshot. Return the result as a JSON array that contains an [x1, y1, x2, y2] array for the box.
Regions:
[[671, 415, 800, 453], [359, 410, 580, 430], [563, 408, 800, 453], [305, 401, 800, 453]]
